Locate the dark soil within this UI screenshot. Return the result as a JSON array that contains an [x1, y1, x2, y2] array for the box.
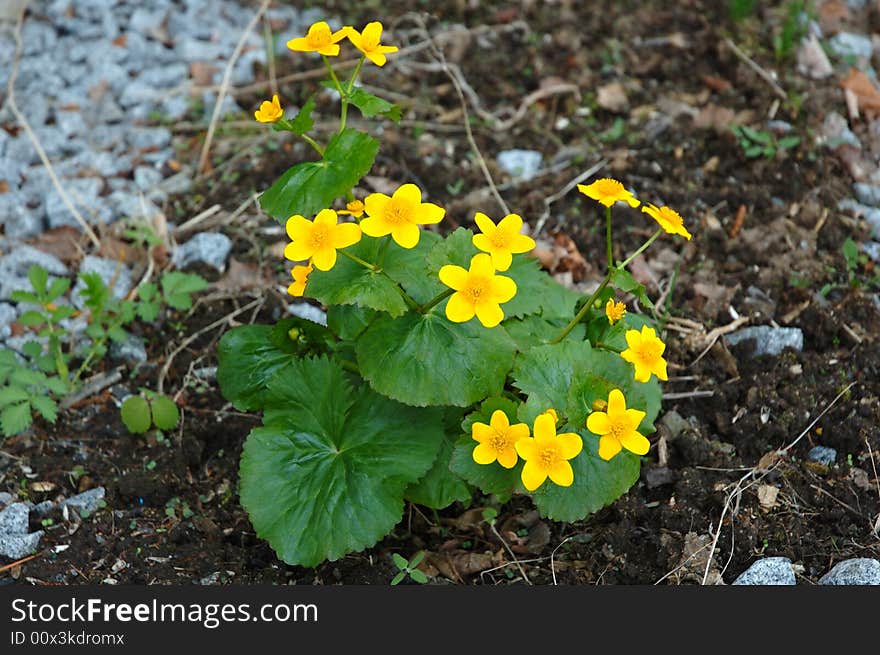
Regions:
[[3, 0, 879, 585]]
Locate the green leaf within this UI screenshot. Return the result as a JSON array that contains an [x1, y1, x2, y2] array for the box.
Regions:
[[610, 268, 653, 309], [304, 238, 410, 317], [137, 283, 158, 303], [450, 397, 524, 498], [239, 357, 443, 567], [107, 325, 129, 343], [50, 305, 76, 322], [150, 395, 180, 431], [287, 95, 315, 135], [0, 351, 19, 384], [410, 569, 429, 584], [28, 265, 48, 296], [10, 290, 39, 304], [0, 386, 29, 407], [585, 311, 654, 352], [17, 311, 46, 327], [777, 135, 800, 150], [120, 396, 152, 434], [512, 341, 596, 424], [30, 396, 58, 424], [137, 300, 160, 322], [162, 272, 209, 310], [409, 551, 426, 568], [79, 272, 110, 312], [744, 145, 763, 158], [356, 312, 517, 407], [21, 341, 43, 359], [46, 277, 70, 302], [259, 128, 379, 223], [382, 232, 444, 305], [405, 434, 471, 509], [43, 376, 68, 395], [392, 553, 408, 569], [503, 315, 585, 351], [1, 402, 32, 437], [531, 430, 641, 522], [347, 86, 403, 123], [391, 571, 406, 585], [216, 324, 297, 411], [326, 304, 378, 341]]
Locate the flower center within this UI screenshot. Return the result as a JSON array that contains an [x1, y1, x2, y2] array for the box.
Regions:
[[637, 341, 662, 362], [385, 199, 413, 225], [660, 208, 682, 227], [490, 431, 509, 453], [307, 24, 332, 48], [309, 223, 330, 248], [489, 230, 511, 249], [608, 418, 627, 441], [539, 446, 560, 469], [362, 31, 380, 51], [464, 276, 491, 302], [596, 180, 623, 197]]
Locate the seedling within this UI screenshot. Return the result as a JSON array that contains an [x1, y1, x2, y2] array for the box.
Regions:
[[121, 391, 181, 434], [391, 552, 428, 585], [732, 125, 800, 160]]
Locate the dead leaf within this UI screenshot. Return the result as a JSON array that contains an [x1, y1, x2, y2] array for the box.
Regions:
[[841, 68, 880, 117], [0, 180, 9, 193], [757, 484, 779, 510], [30, 481, 56, 493], [190, 62, 219, 86], [756, 449, 781, 472], [26, 226, 85, 268], [693, 104, 736, 132], [850, 467, 874, 491], [597, 81, 628, 113], [702, 75, 732, 92], [797, 33, 833, 80], [214, 258, 269, 292]]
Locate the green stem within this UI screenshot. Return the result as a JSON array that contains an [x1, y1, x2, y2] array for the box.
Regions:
[[301, 134, 325, 157], [595, 341, 622, 353], [619, 229, 662, 269], [550, 274, 612, 345], [419, 288, 455, 314], [605, 205, 613, 270], [376, 236, 391, 268], [322, 55, 348, 133], [338, 359, 360, 375], [339, 249, 420, 311], [45, 323, 69, 385], [340, 249, 378, 272], [346, 55, 365, 94]]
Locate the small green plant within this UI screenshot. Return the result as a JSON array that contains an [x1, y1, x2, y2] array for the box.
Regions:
[[819, 238, 880, 297], [0, 266, 206, 437], [731, 125, 800, 160], [729, 0, 756, 22], [165, 497, 194, 521], [773, 1, 812, 62], [391, 552, 428, 585], [120, 390, 181, 434]]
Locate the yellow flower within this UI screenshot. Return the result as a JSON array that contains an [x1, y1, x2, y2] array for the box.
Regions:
[[439, 254, 517, 328], [471, 410, 530, 469], [471, 212, 536, 272], [641, 203, 692, 240], [254, 94, 283, 123], [361, 183, 445, 248], [515, 410, 583, 491], [338, 199, 364, 218], [586, 389, 649, 461], [620, 325, 668, 383], [577, 178, 640, 208], [286, 21, 349, 56], [284, 209, 362, 271], [346, 21, 399, 67], [605, 298, 626, 325], [287, 263, 313, 297]]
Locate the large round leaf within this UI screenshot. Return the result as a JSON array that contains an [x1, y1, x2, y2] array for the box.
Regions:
[[240, 357, 443, 567]]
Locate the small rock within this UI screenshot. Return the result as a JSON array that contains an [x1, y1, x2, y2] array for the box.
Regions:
[[819, 558, 880, 585], [854, 182, 880, 206], [829, 32, 873, 60], [110, 335, 148, 364], [59, 487, 105, 515], [864, 241, 880, 262], [32, 500, 55, 515], [732, 557, 796, 585], [724, 326, 804, 357], [0, 492, 14, 508], [126, 127, 172, 151], [0, 531, 43, 559], [643, 466, 675, 489], [0, 246, 69, 301], [659, 410, 691, 441], [807, 445, 837, 466], [0, 302, 17, 341], [597, 81, 629, 113], [134, 166, 163, 191], [821, 111, 860, 149], [797, 33, 833, 79], [172, 232, 232, 272], [0, 502, 28, 533], [288, 302, 328, 326], [838, 198, 880, 239], [496, 149, 543, 180]]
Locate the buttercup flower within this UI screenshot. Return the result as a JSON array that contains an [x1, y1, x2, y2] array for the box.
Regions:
[[515, 410, 583, 491], [361, 183, 445, 248], [439, 254, 517, 328], [339, 199, 365, 218], [287, 21, 349, 56], [620, 325, 668, 383], [577, 178, 640, 208], [287, 263, 313, 297], [471, 410, 530, 469], [346, 22, 399, 67], [254, 94, 283, 123], [641, 203, 692, 240], [586, 389, 649, 461], [284, 209, 362, 271], [471, 212, 536, 271], [605, 298, 626, 325]]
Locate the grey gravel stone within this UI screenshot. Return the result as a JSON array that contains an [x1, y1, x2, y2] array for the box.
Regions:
[[110, 335, 148, 364], [288, 302, 328, 326], [821, 112, 860, 149], [138, 63, 188, 89], [134, 166, 163, 191], [172, 232, 232, 272], [0, 302, 16, 341], [854, 182, 880, 206], [839, 198, 880, 239], [2, 197, 45, 239], [864, 241, 880, 262], [60, 487, 106, 515], [45, 177, 106, 229], [829, 32, 874, 60], [0, 502, 28, 534], [0, 531, 43, 559], [819, 558, 880, 585], [0, 492, 14, 508], [807, 445, 837, 466], [497, 149, 543, 180], [126, 127, 172, 151], [0, 245, 68, 301], [732, 557, 796, 585], [72, 256, 132, 309], [724, 326, 804, 357]]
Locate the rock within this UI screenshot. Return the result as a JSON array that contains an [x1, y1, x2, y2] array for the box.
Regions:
[[1, 198, 44, 239], [797, 33, 833, 79], [829, 32, 873, 60], [60, 487, 105, 515], [0, 245, 69, 301], [854, 182, 880, 206], [732, 557, 796, 585], [45, 177, 106, 229], [819, 558, 880, 585], [288, 302, 328, 326], [134, 166, 163, 191], [110, 335, 148, 364], [659, 410, 691, 441], [172, 232, 232, 273], [839, 198, 880, 239], [0, 492, 14, 508], [864, 241, 880, 262], [597, 81, 629, 113], [0, 302, 16, 341], [0, 502, 28, 534], [496, 149, 543, 180], [138, 64, 188, 89], [126, 127, 172, 151], [642, 466, 675, 489], [724, 326, 804, 357], [0, 502, 43, 559], [807, 445, 837, 466], [72, 256, 133, 309]]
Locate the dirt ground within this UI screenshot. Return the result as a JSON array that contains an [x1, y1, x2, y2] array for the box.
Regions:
[[2, 0, 879, 585]]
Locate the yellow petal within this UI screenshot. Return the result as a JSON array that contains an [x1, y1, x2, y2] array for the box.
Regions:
[[331, 27, 350, 43], [490, 410, 510, 430], [586, 411, 610, 435], [472, 233, 494, 254], [626, 408, 647, 430], [510, 233, 536, 254], [286, 215, 312, 241], [415, 202, 445, 225], [520, 461, 548, 492], [507, 423, 531, 442], [496, 448, 518, 469], [472, 443, 497, 465], [391, 222, 420, 249], [332, 222, 362, 249], [557, 432, 583, 460], [314, 209, 338, 227], [608, 389, 627, 416], [364, 192, 390, 218], [491, 249, 513, 272], [632, 362, 651, 383], [598, 435, 622, 461], [286, 37, 311, 52], [490, 275, 517, 303], [360, 216, 392, 238], [515, 437, 537, 460], [445, 292, 475, 323], [439, 264, 468, 291], [653, 358, 668, 381], [548, 460, 574, 487], [378, 45, 399, 54], [471, 421, 492, 443], [532, 412, 556, 440], [317, 43, 341, 56], [469, 253, 495, 278], [365, 51, 387, 66], [625, 329, 642, 350], [311, 247, 337, 271], [474, 212, 496, 234], [284, 241, 314, 263], [619, 430, 650, 456], [497, 213, 523, 234], [393, 183, 422, 206], [287, 281, 305, 297], [474, 300, 504, 328]]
